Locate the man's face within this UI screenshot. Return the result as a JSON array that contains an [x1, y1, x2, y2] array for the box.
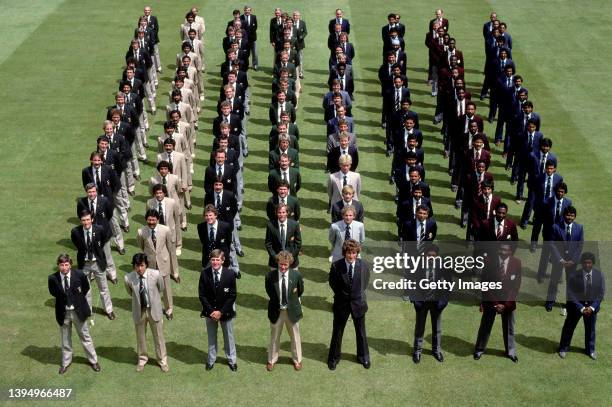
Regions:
[[146, 215, 158, 229], [457, 89, 466, 100], [412, 189, 423, 200], [340, 163, 350, 173], [482, 186, 492, 196], [59, 261, 71, 275], [159, 167, 169, 177], [86, 187, 97, 200], [498, 244, 512, 260], [279, 156, 290, 170], [469, 122, 479, 134], [154, 189, 165, 201], [188, 31, 196, 40], [338, 123, 348, 133], [91, 156, 102, 168], [171, 112, 180, 123], [245, 7, 252, 16], [476, 162, 487, 173], [205, 211, 217, 224], [342, 190, 353, 202], [215, 152, 226, 166], [80, 214, 93, 229], [165, 126, 175, 136], [345, 249, 358, 262], [409, 171, 420, 183], [172, 94, 181, 103], [278, 261, 290, 274], [564, 212, 576, 224], [126, 69, 134, 79], [104, 124, 113, 136], [527, 123, 536, 133], [224, 88, 234, 99], [339, 137, 349, 149], [495, 207, 507, 222], [281, 114, 290, 124], [275, 9, 281, 18], [473, 139, 484, 150], [405, 119, 414, 130], [436, 9, 443, 18], [545, 165, 556, 176], [335, 10, 343, 19], [219, 138, 229, 150], [416, 208, 428, 221], [466, 104, 475, 116], [394, 78, 403, 88], [387, 54, 396, 64], [514, 78, 523, 87], [337, 107, 345, 117], [277, 185, 289, 198], [523, 105, 533, 114], [98, 140, 109, 152], [213, 181, 224, 193], [277, 92, 286, 103], [279, 139, 289, 150], [134, 262, 147, 276], [342, 210, 355, 224], [582, 259, 593, 272], [116, 95, 125, 105], [407, 138, 417, 149], [210, 256, 223, 269], [221, 105, 231, 116], [144, 7, 151, 16], [122, 85, 132, 95], [276, 207, 288, 222], [555, 188, 566, 200]]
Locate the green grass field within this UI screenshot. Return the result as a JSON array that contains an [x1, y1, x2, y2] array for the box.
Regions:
[[1, 0, 610, 405]]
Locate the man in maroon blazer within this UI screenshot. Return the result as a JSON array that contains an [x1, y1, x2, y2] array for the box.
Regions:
[[469, 181, 501, 241], [478, 202, 519, 242]]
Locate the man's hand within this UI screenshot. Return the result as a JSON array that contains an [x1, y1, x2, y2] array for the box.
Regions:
[[210, 310, 222, 321]]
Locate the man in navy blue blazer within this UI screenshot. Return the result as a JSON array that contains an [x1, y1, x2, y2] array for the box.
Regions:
[[558, 252, 604, 360], [328, 9, 350, 34], [521, 158, 561, 228], [545, 206, 583, 312], [401, 206, 437, 252], [537, 183, 571, 275]]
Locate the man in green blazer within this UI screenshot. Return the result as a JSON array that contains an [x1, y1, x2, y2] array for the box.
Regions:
[[265, 204, 302, 269], [265, 251, 304, 371]]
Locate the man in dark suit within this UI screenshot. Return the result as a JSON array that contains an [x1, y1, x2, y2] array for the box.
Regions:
[[546, 206, 584, 312], [268, 154, 301, 196], [537, 183, 571, 277], [293, 11, 307, 78], [265, 251, 304, 371], [48, 254, 101, 374], [198, 250, 238, 371], [205, 149, 237, 195], [107, 92, 139, 132], [513, 119, 544, 200], [269, 135, 299, 170], [331, 185, 364, 223], [268, 91, 296, 125], [71, 210, 115, 320], [469, 181, 500, 241], [327, 133, 358, 173], [328, 239, 370, 370], [521, 159, 562, 229], [408, 244, 451, 363], [213, 101, 242, 137], [474, 243, 521, 363], [402, 206, 437, 252], [477, 202, 519, 242], [327, 62, 354, 99], [197, 205, 233, 274], [266, 180, 300, 222], [265, 204, 302, 270], [269, 8, 284, 50], [329, 8, 350, 34], [241, 6, 258, 70], [396, 185, 432, 237], [204, 177, 243, 260], [558, 252, 605, 360]]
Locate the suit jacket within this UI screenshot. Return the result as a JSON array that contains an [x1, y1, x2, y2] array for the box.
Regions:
[[396, 197, 433, 225], [326, 132, 356, 153], [269, 17, 284, 43], [327, 115, 354, 135], [156, 151, 188, 190], [322, 90, 352, 110], [541, 197, 572, 239], [409, 265, 452, 308], [527, 151, 557, 186], [566, 268, 605, 313], [329, 220, 365, 262], [329, 258, 369, 318], [382, 23, 406, 40], [533, 172, 563, 206], [149, 173, 181, 203], [478, 218, 519, 242], [266, 195, 300, 221], [107, 103, 139, 128], [216, 97, 244, 120], [265, 269, 304, 323], [395, 177, 430, 203], [269, 101, 296, 125], [273, 62, 297, 79], [146, 197, 180, 232], [48, 269, 91, 325], [331, 199, 364, 223], [327, 145, 358, 173], [240, 14, 258, 42], [471, 194, 502, 231], [481, 256, 522, 312], [327, 71, 354, 96], [328, 18, 350, 34], [268, 167, 301, 196], [402, 217, 437, 242], [82, 165, 120, 204], [204, 163, 237, 195], [71, 225, 107, 271], [265, 219, 302, 267], [136, 225, 178, 277], [550, 222, 584, 264], [294, 19, 308, 49], [197, 220, 232, 268], [383, 86, 411, 116], [328, 171, 361, 205], [204, 190, 238, 226], [198, 266, 237, 321], [77, 196, 113, 239], [269, 148, 299, 170], [124, 268, 165, 323]]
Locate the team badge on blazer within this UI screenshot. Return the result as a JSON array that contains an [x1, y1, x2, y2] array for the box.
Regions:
[[224, 288, 229, 292], [293, 287, 297, 293]]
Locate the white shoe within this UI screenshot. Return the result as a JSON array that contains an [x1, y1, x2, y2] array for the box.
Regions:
[[191, 153, 195, 158], [328, 256, 333, 263], [176, 248, 182, 256], [560, 307, 567, 316], [157, 67, 162, 73], [199, 95, 205, 101]]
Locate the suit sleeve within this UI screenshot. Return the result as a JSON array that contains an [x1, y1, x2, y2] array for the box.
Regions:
[[198, 272, 213, 316], [265, 224, 277, 258], [220, 275, 237, 318], [48, 275, 61, 298], [124, 275, 133, 297]]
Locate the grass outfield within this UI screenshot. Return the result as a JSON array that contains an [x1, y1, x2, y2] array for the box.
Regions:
[[0, 0, 610, 405]]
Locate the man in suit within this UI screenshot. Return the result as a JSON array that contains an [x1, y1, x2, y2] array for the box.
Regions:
[[329, 8, 350, 34], [268, 90, 296, 125], [546, 206, 584, 312], [147, 184, 182, 255], [292, 11, 307, 78], [429, 9, 449, 32], [331, 185, 364, 223], [158, 138, 191, 210], [197, 204, 234, 273], [478, 202, 519, 242], [269, 135, 299, 170], [199, 250, 238, 371], [328, 239, 370, 369], [396, 185, 433, 237], [558, 252, 605, 360], [269, 8, 284, 51], [474, 243, 521, 363], [48, 254, 101, 374], [521, 159, 562, 229], [205, 149, 237, 196], [137, 209, 180, 320], [513, 119, 544, 200], [402, 206, 437, 252], [329, 206, 365, 262], [266, 180, 300, 222], [150, 161, 185, 228], [323, 80, 352, 111], [241, 6, 258, 70], [205, 178, 243, 260], [409, 244, 451, 363], [537, 183, 571, 277], [469, 181, 501, 241], [268, 154, 301, 196], [142, 6, 161, 72], [328, 155, 361, 210], [327, 132, 358, 173], [327, 108, 354, 136], [265, 204, 302, 270], [71, 210, 115, 320], [265, 251, 304, 371], [125, 253, 168, 372]]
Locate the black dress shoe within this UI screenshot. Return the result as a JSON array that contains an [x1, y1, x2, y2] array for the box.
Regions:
[[205, 363, 214, 371], [473, 353, 482, 360], [362, 361, 371, 369], [545, 302, 553, 312], [236, 271, 242, 279], [588, 352, 597, 360], [90, 362, 101, 372], [118, 248, 126, 255], [508, 355, 518, 363], [237, 225, 242, 231], [327, 361, 337, 370], [165, 312, 174, 320], [58, 363, 71, 374], [237, 250, 245, 257], [107, 312, 116, 320], [434, 352, 444, 363], [412, 353, 421, 364], [229, 363, 238, 371]]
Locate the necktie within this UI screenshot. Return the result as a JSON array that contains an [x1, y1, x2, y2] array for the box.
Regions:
[[214, 270, 220, 289], [566, 225, 571, 241], [281, 274, 288, 306], [545, 176, 552, 198], [162, 176, 167, 185], [281, 171, 287, 181], [64, 276, 72, 306], [280, 197, 286, 205], [158, 201, 165, 225], [419, 222, 425, 242], [167, 153, 172, 167], [209, 226, 215, 252], [428, 268, 435, 282], [585, 273, 593, 298], [476, 150, 481, 160], [151, 229, 156, 248], [540, 154, 546, 173], [347, 263, 353, 286], [345, 224, 351, 241], [499, 260, 506, 276], [395, 89, 401, 111], [507, 78, 511, 88], [497, 222, 503, 239], [216, 193, 221, 209], [485, 196, 490, 218], [139, 275, 148, 307], [342, 149, 347, 155], [140, 40, 144, 49], [217, 166, 222, 178], [280, 224, 286, 249], [95, 168, 101, 187], [85, 230, 93, 260], [343, 175, 347, 186], [528, 133, 533, 149], [135, 50, 139, 60], [89, 199, 95, 218], [555, 200, 562, 223], [247, 15, 250, 26]]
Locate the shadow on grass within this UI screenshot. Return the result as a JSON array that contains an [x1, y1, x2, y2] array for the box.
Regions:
[[235, 344, 268, 364], [298, 266, 329, 284], [301, 295, 332, 311], [441, 335, 475, 357], [173, 295, 201, 312], [166, 341, 207, 364], [96, 346, 137, 364], [515, 334, 558, 354], [238, 292, 267, 310], [368, 336, 407, 356], [21, 345, 62, 365]]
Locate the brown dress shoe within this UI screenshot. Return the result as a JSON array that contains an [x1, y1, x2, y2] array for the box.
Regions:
[[90, 362, 101, 372], [293, 362, 303, 371], [266, 362, 275, 371], [58, 363, 71, 374]]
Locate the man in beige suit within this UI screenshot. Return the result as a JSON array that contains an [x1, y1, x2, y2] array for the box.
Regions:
[[125, 253, 168, 372], [327, 155, 361, 210], [147, 184, 182, 255], [150, 161, 186, 229], [157, 121, 193, 183], [157, 138, 191, 210], [137, 209, 180, 320]]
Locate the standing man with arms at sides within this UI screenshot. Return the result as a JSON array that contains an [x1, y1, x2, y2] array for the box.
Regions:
[[124, 253, 168, 372], [48, 254, 101, 374], [137, 209, 180, 320], [292, 11, 307, 79], [142, 6, 161, 73], [328, 239, 370, 370], [71, 210, 115, 320], [558, 252, 605, 360], [199, 250, 238, 371], [241, 5, 258, 71], [474, 243, 521, 363], [265, 204, 302, 270], [265, 251, 304, 371]]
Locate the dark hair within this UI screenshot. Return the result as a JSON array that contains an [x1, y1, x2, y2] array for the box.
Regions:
[[555, 182, 568, 194], [79, 209, 92, 219], [131, 253, 149, 267], [495, 202, 508, 212], [57, 253, 72, 265], [563, 206, 576, 216], [152, 184, 168, 195], [157, 160, 172, 171], [580, 252, 596, 264], [145, 208, 160, 219]]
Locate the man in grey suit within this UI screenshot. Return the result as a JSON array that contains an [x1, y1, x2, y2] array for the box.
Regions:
[[329, 206, 365, 262], [327, 154, 361, 210], [137, 209, 180, 320], [48, 254, 100, 374], [125, 253, 168, 372], [198, 250, 238, 371]]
